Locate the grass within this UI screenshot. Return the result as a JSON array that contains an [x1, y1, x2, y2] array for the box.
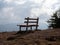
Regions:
[[0, 29, 60, 45]]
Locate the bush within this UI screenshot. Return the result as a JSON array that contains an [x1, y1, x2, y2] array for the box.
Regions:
[[45, 36, 56, 41], [7, 37, 16, 40], [48, 44, 52, 45]]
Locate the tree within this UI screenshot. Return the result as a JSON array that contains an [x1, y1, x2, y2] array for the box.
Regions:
[[47, 10, 60, 29]]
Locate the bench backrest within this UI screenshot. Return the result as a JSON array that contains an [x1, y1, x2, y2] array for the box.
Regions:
[[24, 17, 39, 26]]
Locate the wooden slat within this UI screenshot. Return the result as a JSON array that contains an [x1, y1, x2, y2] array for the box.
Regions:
[[24, 21, 37, 23], [17, 17, 39, 31], [25, 18, 38, 20]]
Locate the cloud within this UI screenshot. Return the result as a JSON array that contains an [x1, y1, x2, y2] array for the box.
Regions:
[[0, 7, 20, 24], [31, 0, 60, 17], [0, 0, 60, 31], [0, 0, 7, 9], [0, 0, 39, 24], [4, 0, 26, 5], [4, 0, 13, 3]]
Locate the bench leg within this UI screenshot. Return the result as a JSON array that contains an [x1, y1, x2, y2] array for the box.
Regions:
[[30, 26, 32, 30], [26, 27, 28, 31], [36, 26, 38, 30], [19, 26, 21, 31]]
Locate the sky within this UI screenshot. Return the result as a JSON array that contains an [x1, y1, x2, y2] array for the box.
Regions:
[[0, 0, 60, 32]]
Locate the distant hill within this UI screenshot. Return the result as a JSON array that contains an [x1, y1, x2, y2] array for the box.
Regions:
[[0, 22, 48, 32], [0, 29, 60, 45], [0, 23, 19, 32]]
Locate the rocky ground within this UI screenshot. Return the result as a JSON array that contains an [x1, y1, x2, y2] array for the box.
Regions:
[[0, 29, 60, 45]]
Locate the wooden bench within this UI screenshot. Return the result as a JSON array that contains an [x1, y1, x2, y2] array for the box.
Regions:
[[17, 17, 39, 31]]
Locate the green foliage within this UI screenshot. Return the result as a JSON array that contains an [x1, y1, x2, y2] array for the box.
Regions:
[[47, 11, 60, 28]]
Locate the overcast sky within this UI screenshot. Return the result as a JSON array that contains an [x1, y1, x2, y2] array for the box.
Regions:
[[0, 0, 60, 31]]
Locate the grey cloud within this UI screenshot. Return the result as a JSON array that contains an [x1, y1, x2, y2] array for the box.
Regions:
[[0, 0, 58, 31], [13, 1, 40, 22], [39, 22, 48, 30], [0, 0, 7, 10], [0, 0, 41, 25], [0, 0, 16, 10], [51, 1, 60, 10], [39, 13, 51, 21]]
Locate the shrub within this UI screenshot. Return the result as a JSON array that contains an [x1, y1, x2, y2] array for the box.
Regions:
[[45, 36, 56, 41], [7, 37, 16, 40]]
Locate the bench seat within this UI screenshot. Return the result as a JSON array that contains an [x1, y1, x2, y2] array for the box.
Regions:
[[17, 17, 39, 31]]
